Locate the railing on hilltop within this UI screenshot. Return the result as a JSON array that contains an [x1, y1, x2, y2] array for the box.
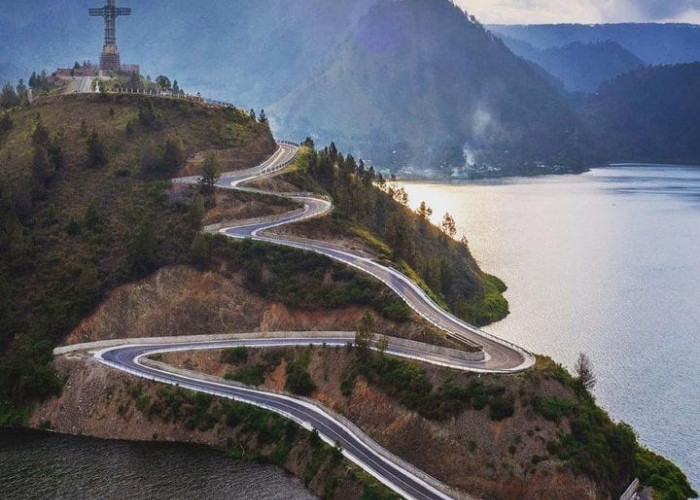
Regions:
[[110, 87, 238, 109]]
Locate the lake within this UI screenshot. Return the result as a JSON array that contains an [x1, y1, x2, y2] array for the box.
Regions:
[[0, 428, 314, 499], [402, 165, 700, 489]]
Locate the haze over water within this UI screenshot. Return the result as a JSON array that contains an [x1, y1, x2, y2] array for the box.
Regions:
[[403, 165, 700, 489]]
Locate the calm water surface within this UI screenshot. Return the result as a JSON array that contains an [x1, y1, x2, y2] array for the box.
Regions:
[[403, 165, 700, 489], [0, 428, 315, 499]]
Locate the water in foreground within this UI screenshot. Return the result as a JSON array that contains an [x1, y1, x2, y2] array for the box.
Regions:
[[403, 165, 700, 490], [0, 428, 314, 499]]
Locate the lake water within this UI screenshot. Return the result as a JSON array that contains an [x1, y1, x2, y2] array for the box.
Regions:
[[402, 165, 700, 490], [0, 428, 314, 499]]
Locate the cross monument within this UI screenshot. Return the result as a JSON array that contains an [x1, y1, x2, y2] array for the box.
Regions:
[[89, 0, 132, 72]]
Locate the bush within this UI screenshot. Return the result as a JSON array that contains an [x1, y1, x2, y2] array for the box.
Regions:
[[286, 360, 316, 396], [533, 396, 576, 423], [226, 365, 266, 386], [86, 129, 108, 167], [221, 346, 249, 364], [489, 393, 515, 421], [635, 448, 698, 500]]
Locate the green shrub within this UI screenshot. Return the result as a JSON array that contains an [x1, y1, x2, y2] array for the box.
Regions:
[[533, 396, 576, 423], [135, 395, 151, 412], [286, 360, 317, 396], [227, 365, 266, 386], [635, 448, 698, 500], [0, 400, 30, 427], [489, 393, 515, 421], [221, 346, 249, 364]]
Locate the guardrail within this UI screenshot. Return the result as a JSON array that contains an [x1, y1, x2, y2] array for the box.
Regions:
[[620, 478, 640, 500]]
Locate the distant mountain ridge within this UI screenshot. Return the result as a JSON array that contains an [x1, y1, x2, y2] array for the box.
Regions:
[[578, 62, 700, 164], [488, 23, 700, 65], [499, 37, 645, 92]]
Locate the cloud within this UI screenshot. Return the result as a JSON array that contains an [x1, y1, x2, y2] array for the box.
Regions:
[[633, 0, 700, 19], [455, 0, 700, 24]]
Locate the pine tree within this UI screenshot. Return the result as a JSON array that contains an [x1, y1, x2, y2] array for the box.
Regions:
[[86, 129, 108, 167], [355, 312, 375, 351], [0, 84, 19, 109], [199, 153, 220, 194], [416, 201, 433, 219], [440, 213, 457, 238]]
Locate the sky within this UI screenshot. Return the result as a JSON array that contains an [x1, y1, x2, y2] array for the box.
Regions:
[[456, 0, 700, 24]]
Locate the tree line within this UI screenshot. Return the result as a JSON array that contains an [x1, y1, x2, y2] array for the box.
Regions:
[[292, 139, 508, 326]]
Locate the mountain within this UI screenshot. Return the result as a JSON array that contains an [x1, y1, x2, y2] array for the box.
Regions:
[[271, 0, 591, 172], [500, 37, 645, 93], [488, 23, 700, 65], [578, 63, 700, 164]]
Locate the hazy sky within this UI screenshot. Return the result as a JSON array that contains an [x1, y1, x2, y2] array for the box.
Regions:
[[457, 0, 700, 24]]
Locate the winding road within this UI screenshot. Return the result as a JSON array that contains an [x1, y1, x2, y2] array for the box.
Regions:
[[213, 142, 534, 373], [79, 141, 537, 499]]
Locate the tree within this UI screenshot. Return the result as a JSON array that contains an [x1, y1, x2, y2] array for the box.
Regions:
[[416, 201, 433, 219], [0, 84, 19, 109], [128, 71, 142, 91], [155, 75, 171, 91], [377, 334, 390, 358], [32, 145, 53, 191], [73, 61, 81, 70], [575, 353, 597, 390], [440, 212, 457, 238], [249, 109, 256, 121], [355, 312, 375, 351], [172, 80, 180, 94], [32, 119, 50, 149], [160, 137, 185, 174], [139, 101, 159, 128], [258, 109, 268, 124], [199, 153, 220, 194], [86, 129, 108, 167], [392, 187, 408, 205], [0, 112, 12, 136], [16, 79, 27, 102]]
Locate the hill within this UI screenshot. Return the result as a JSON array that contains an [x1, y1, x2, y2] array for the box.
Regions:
[[500, 38, 645, 93], [488, 23, 700, 65], [0, 93, 507, 413], [0, 94, 275, 407], [271, 0, 592, 173], [577, 63, 700, 163]]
